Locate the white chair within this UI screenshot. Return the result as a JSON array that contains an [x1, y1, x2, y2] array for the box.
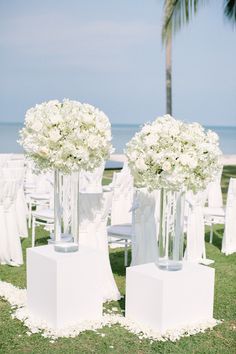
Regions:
[[31, 173, 73, 247], [10, 154, 25, 161], [107, 223, 132, 266], [31, 208, 54, 247], [108, 164, 134, 255], [1, 167, 28, 238], [76, 191, 121, 302], [0, 154, 12, 168], [79, 163, 105, 193], [0, 180, 11, 264], [206, 167, 223, 209], [222, 178, 236, 254], [204, 177, 236, 254], [0, 179, 23, 266], [184, 190, 212, 264], [110, 163, 134, 225], [27, 172, 53, 228], [107, 188, 159, 267], [131, 188, 159, 266], [6, 159, 25, 168], [204, 169, 223, 243]]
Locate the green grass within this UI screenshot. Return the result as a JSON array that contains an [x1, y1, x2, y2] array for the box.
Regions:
[[0, 166, 236, 353]]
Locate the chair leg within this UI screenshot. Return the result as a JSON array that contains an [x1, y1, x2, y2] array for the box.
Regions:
[[32, 216, 36, 247], [210, 224, 213, 244], [124, 239, 128, 267]]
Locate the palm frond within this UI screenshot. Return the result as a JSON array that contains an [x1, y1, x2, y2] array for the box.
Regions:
[[161, 0, 206, 44], [224, 0, 236, 24]]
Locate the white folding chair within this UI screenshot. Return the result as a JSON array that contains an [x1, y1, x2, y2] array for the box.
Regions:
[[31, 208, 54, 247], [130, 188, 159, 266], [222, 178, 236, 255], [27, 172, 53, 228], [0, 179, 23, 266], [107, 223, 132, 266], [206, 167, 223, 209], [78, 191, 120, 302], [184, 190, 212, 264], [110, 163, 134, 225], [204, 177, 236, 254], [107, 164, 134, 259], [6, 159, 25, 168], [79, 162, 105, 193], [31, 174, 72, 247]]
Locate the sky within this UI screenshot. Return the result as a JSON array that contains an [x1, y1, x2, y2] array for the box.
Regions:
[[0, 0, 235, 126]]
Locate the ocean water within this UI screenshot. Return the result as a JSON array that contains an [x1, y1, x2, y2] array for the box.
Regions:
[[0, 123, 235, 155]]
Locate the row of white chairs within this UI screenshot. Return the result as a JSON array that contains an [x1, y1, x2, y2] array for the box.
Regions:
[[29, 160, 236, 268], [107, 168, 236, 266], [1, 154, 235, 268], [0, 154, 27, 266]]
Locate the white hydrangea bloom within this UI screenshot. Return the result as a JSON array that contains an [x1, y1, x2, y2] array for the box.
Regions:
[[19, 99, 113, 173], [125, 115, 222, 192]]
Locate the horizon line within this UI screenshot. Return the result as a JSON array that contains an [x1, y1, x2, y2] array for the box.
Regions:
[[0, 121, 236, 128]]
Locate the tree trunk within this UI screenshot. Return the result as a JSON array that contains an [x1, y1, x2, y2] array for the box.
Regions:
[[166, 35, 172, 115]]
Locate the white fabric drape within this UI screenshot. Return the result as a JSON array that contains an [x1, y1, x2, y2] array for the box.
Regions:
[[207, 168, 223, 208], [131, 188, 159, 266], [184, 190, 207, 262], [1, 167, 28, 238], [79, 163, 105, 193], [78, 192, 120, 302], [110, 164, 134, 225], [0, 179, 23, 266], [222, 178, 236, 255]]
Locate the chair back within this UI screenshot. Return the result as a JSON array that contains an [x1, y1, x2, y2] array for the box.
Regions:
[[0, 154, 12, 168], [79, 162, 105, 193], [0, 179, 18, 210], [110, 165, 134, 225], [131, 188, 159, 266], [6, 159, 25, 168], [222, 178, 236, 255], [206, 167, 223, 208], [184, 190, 207, 262], [76, 191, 113, 249], [1, 167, 25, 182]]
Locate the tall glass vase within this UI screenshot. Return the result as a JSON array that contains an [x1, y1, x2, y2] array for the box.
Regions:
[[157, 189, 185, 271], [70, 172, 80, 245], [54, 169, 62, 243], [53, 169, 79, 252]]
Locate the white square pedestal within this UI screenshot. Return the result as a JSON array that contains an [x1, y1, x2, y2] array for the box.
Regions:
[[126, 262, 215, 333], [27, 245, 103, 329]]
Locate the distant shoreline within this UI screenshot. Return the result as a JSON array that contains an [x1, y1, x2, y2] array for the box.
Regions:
[[0, 122, 236, 128], [110, 154, 236, 166], [2, 153, 235, 166]]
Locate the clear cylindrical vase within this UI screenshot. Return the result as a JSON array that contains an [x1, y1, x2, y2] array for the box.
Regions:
[[70, 171, 80, 245], [53, 169, 79, 252], [54, 169, 62, 243], [157, 189, 185, 271]]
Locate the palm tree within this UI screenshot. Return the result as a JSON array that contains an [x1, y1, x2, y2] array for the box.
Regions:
[[162, 0, 236, 115]]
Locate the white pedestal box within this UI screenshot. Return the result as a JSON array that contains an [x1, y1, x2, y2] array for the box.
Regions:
[[27, 245, 103, 329], [126, 262, 215, 333]]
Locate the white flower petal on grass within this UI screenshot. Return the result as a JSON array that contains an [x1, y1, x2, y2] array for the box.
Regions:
[[0, 279, 221, 342]]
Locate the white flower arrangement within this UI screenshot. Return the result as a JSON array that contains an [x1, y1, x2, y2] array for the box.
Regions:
[[19, 99, 113, 173], [125, 115, 222, 192]]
